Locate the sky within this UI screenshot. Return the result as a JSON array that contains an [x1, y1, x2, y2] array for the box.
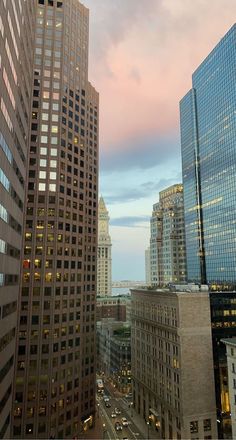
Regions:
[[83, 0, 236, 281]]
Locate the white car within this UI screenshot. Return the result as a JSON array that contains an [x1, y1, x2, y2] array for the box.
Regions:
[[111, 412, 116, 418], [115, 407, 121, 415], [121, 417, 128, 427]]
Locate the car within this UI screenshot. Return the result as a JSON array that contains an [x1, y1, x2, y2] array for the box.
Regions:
[[105, 401, 111, 408], [121, 417, 128, 427], [115, 421, 122, 431], [115, 407, 121, 415], [103, 395, 110, 402], [111, 412, 116, 418]]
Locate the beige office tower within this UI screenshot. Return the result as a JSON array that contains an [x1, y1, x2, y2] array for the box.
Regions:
[[0, 1, 36, 438], [150, 184, 186, 287], [12, 1, 99, 438], [97, 196, 112, 296], [131, 288, 217, 440]]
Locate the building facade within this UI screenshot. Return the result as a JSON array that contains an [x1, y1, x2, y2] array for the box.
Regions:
[[97, 196, 112, 296], [210, 292, 236, 438], [0, 1, 36, 438], [145, 247, 151, 285], [96, 319, 131, 393], [149, 185, 186, 287], [96, 294, 131, 322], [180, 24, 236, 287], [222, 338, 236, 440], [12, 1, 99, 438], [131, 288, 217, 440]]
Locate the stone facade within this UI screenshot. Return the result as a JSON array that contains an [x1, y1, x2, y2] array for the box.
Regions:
[[131, 288, 217, 439]]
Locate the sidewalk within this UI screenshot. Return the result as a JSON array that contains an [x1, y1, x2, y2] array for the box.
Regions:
[[80, 418, 103, 440], [128, 408, 159, 440]]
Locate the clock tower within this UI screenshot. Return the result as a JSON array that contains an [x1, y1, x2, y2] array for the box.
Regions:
[[97, 197, 112, 296]]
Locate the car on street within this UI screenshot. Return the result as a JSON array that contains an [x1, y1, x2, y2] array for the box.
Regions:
[[115, 407, 121, 415], [103, 395, 110, 402], [111, 412, 116, 418], [121, 417, 128, 427], [115, 421, 122, 431], [105, 401, 111, 408]]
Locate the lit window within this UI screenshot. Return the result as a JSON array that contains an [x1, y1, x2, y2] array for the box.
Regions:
[[49, 184, 56, 192], [50, 172, 56, 180], [42, 113, 49, 121], [40, 147, 47, 155], [41, 125, 48, 132], [52, 114, 59, 122], [42, 102, 49, 110], [41, 136, 48, 143], [51, 149, 57, 156], [39, 183, 46, 191], [51, 137, 58, 145], [50, 160, 57, 168], [39, 171, 46, 179], [40, 159, 47, 167], [43, 91, 50, 99], [51, 126, 58, 133]]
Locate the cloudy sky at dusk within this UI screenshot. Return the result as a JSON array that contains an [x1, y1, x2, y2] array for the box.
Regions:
[[83, 0, 235, 280]]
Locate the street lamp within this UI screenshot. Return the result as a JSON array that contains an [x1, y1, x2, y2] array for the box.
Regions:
[[130, 402, 133, 417], [102, 423, 106, 440], [97, 403, 100, 418], [147, 421, 150, 440]]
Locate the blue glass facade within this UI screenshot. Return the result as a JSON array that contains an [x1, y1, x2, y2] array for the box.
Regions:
[[180, 25, 236, 286]]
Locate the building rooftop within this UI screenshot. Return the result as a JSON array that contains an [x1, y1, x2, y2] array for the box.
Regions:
[[222, 338, 236, 347]]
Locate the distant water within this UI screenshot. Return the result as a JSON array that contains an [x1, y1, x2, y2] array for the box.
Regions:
[[112, 287, 131, 296]]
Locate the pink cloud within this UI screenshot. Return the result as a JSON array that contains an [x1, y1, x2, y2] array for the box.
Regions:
[[84, 0, 236, 152]]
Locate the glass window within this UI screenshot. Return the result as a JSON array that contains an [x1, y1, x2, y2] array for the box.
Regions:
[[39, 183, 46, 191], [40, 147, 47, 155], [41, 136, 48, 143], [39, 171, 46, 179]]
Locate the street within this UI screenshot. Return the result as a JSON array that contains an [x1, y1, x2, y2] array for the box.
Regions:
[[97, 385, 146, 440]]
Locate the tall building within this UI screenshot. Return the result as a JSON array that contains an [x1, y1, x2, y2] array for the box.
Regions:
[[150, 202, 161, 286], [131, 288, 217, 440], [12, 1, 99, 439], [222, 339, 236, 440], [145, 247, 151, 285], [0, 1, 36, 438], [149, 184, 186, 287], [180, 24, 236, 287], [97, 196, 112, 296], [210, 292, 236, 438]]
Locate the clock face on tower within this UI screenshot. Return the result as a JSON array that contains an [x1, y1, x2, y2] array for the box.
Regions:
[[100, 221, 106, 232]]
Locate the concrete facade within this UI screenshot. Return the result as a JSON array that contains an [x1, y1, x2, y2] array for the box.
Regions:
[[97, 196, 112, 296], [149, 185, 186, 287], [12, 1, 98, 438], [222, 339, 236, 440], [131, 288, 217, 440], [145, 247, 151, 286], [96, 294, 131, 322], [0, 1, 36, 437]]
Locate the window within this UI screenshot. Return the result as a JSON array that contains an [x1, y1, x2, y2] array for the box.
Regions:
[[190, 421, 198, 434], [203, 419, 211, 432]]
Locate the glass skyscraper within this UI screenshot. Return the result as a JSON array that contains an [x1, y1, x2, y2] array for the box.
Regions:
[[180, 24, 236, 287]]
